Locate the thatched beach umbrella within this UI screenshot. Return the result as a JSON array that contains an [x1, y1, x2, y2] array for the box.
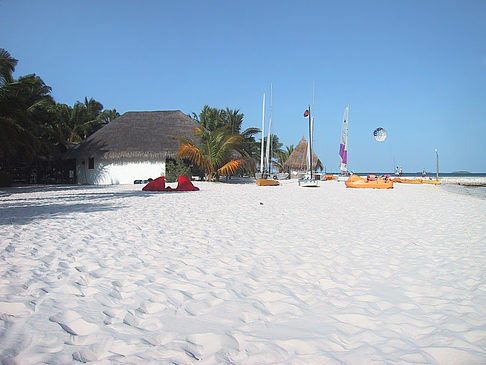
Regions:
[[284, 137, 323, 173]]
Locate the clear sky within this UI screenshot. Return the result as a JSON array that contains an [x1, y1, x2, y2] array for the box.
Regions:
[[1, 0, 485, 173]]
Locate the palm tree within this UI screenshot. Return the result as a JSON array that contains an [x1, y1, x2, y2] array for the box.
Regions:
[[273, 144, 294, 173], [222, 107, 244, 134], [193, 105, 225, 132], [255, 133, 284, 171], [50, 97, 113, 143], [0, 48, 17, 86], [0, 74, 54, 162], [77, 97, 104, 139], [176, 126, 254, 181], [192, 106, 261, 169], [240, 126, 260, 160], [98, 108, 120, 125]]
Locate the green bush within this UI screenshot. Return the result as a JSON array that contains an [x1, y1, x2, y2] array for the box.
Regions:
[[165, 158, 191, 183], [0, 171, 13, 187]]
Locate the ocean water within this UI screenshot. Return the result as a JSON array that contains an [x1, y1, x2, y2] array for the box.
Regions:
[[441, 184, 486, 200], [349, 172, 486, 178]]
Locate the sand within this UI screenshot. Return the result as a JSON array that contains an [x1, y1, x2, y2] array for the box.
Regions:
[[1, 180, 485, 364]]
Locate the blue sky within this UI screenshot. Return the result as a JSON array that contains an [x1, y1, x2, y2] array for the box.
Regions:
[[2, 0, 485, 172]]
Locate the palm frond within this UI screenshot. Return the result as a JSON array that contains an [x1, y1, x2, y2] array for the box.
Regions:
[[241, 127, 260, 138], [217, 159, 242, 176], [177, 143, 209, 171], [217, 158, 254, 176]]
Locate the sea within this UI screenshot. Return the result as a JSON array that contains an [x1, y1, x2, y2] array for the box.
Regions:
[[348, 172, 486, 178], [440, 184, 486, 200]]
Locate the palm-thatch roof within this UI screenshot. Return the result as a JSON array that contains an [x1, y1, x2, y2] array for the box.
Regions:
[[283, 137, 323, 171], [66, 110, 200, 160]]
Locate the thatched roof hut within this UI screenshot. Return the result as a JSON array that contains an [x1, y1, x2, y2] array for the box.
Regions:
[[67, 110, 200, 160], [284, 137, 323, 171]]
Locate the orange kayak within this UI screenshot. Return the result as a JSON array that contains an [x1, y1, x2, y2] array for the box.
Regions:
[[345, 174, 393, 189], [393, 178, 423, 184], [422, 180, 441, 185]]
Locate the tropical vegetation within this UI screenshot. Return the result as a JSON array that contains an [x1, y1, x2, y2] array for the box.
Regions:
[[165, 157, 192, 183], [177, 106, 296, 180], [176, 124, 254, 181], [176, 106, 263, 181], [0, 48, 118, 184], [1, 48, 294, 185], [273, 144, 294, 173]]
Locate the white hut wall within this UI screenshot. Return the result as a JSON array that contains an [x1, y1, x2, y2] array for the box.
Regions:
[[76, 157, 166, 184]]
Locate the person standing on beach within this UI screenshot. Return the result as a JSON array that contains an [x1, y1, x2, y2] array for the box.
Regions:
[[399, 167, 403, 176], [422, 169, 427, 177], [395, 166, 399, 176]]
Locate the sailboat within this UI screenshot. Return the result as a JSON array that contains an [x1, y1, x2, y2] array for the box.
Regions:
[[298, 105, 319, 187], [256, 86, 279, 186], [338, 105, 350, 182]]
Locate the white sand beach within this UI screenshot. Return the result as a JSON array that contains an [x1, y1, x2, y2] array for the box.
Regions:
[[1, 180, 486, 364]]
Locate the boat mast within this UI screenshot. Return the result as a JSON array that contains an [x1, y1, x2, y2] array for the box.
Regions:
[[260, 93, 265, 174], [308, 104, 313, 179], [265, 83, 273, 174]]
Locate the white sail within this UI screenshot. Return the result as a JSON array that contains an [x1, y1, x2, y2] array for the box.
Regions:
[[339, 106, 349, 173], [265, 83, 273, 174]]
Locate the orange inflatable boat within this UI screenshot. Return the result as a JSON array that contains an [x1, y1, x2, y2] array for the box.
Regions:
[[345, 174, 393, 189], [393, 178, 423, 184]]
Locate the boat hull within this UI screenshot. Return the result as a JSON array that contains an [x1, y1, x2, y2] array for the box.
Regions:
[[256, 178, 280, 186], [393, 178, 423, 184], [422, 180, 441, 185], [298, 178, 319, 187]]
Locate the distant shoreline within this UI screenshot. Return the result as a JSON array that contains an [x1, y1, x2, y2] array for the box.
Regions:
[[328, 172, 486, 177]]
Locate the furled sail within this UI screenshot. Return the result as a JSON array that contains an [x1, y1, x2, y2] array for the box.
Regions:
[[339, 106, 349, 173]]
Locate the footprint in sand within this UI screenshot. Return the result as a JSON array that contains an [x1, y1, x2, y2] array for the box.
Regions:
[[184, 300, 214, 316], [123, 311, 140, 327], [49, 310, 98, 336], [183, 332, 239, 361], [138, 300, 165, 314], [102, 307, 125, 324], [0, 301, 32, 317], [122, 309, 162, 331], [72, 337, 113, 362]]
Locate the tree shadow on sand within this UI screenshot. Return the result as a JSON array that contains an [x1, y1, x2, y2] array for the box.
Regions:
[[0, 203, 121, 226], [0, 185, 159, 226]]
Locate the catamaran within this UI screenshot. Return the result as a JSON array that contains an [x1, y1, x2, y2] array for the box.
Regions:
[[256, 85, 279, 186]]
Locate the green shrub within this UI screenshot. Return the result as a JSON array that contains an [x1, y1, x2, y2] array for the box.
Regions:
[[0, 171, 13, 187], [165, 158, 191, 183]]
